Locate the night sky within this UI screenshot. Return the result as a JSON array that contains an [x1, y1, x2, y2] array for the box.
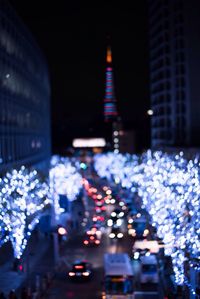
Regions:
[[9, 0, 150, 153]]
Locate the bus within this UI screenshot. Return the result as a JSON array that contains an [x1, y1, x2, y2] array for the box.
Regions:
[[102, 253, 134, 299], [140, 255, 159, 284]]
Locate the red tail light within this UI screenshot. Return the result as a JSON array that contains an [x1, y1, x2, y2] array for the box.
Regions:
[[75, 265, 83, 269]]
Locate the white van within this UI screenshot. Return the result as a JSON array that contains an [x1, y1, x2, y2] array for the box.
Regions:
[[140, 255, 159, 284]]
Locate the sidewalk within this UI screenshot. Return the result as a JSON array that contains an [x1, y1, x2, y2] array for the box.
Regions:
[[0, 231, 52, 297], [0, 197, 87, 298]]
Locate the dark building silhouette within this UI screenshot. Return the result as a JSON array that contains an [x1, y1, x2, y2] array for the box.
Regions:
[[0, 0, 51, 173], [148, 0, 200, 149]]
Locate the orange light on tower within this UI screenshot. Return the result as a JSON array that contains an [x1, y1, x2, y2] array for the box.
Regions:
[[107, 46, 112, 63]]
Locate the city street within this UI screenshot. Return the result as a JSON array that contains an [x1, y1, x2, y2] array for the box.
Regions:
[[1, 1, 200, 298], [46, 230, 161, 299], [43, 175, 162, 299]]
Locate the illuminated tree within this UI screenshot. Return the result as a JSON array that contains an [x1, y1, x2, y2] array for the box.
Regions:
[[0, 166, 49, 258], [49, 156, 83, 219], [94, 151, 200, 291]]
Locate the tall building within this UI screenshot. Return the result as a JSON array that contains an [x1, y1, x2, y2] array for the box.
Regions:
[[104, 46, 118, 123], [103, 45, 136, 153], [112, 120, 136, 154], [0, 0, 51, 173], [103, 45, 120, 152], [148, 0, 200, 149]]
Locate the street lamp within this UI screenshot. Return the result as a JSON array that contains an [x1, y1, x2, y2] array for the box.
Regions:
[[57, 226, 67, 236], [147, 109, 154, 116]]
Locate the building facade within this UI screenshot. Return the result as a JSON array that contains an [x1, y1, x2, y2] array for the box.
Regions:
[[148, 0, 200, 149], [0, 0, 51, 173], [112, 119, 136, 154]]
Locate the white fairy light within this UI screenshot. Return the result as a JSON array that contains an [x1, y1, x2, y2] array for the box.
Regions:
[[0, 166, 49, 258], [94, 150, 200, 291]]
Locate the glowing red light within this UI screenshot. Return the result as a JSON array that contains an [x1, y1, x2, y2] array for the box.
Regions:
[[19, 264, 23, 271], [75, 265, 83, 269]]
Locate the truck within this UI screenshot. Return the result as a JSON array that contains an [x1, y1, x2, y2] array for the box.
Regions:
[[140, 254, 159, 284], [102, 253, 134, 299]]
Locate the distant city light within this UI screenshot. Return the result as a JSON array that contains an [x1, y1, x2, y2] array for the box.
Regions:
[[72, 138, 106, 148], [58, 227, 67, 235], [147, 109, 154, 115]]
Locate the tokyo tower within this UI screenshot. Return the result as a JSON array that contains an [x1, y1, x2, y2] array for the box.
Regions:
[[104, 46, 118, 123]]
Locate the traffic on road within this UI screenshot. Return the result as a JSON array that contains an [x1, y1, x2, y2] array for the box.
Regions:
[[46, 174, 168, 299]]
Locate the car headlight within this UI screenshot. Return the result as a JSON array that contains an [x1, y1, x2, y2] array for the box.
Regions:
[[109, 233, 115, 238], [128, 228, 136, 236], [82, 271, 90, 276], [107, 219, 113, 227], [111, 212, 117, 217], [69, 272, 75, 276], [143, 229, 149, 236], [117, 233, 123, 238], [96, 230, 102, 237], [133, 252, 140, 260], [118, 212, 124, 218], [116, 219, 122, 226]]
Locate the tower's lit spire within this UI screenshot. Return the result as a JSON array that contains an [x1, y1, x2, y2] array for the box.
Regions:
[[106, 46, 112, 63]]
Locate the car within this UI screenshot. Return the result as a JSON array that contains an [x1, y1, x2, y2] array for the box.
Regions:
[[132, 240, 160, 260], [68, 260, 92, 280], [107, 216, 123, 227], [83, 233, 101, 246], [130, 215, 149, 239], [132, 248, 151, 260], [140, 255, 159, 284], [109, 226, 124, 239], [92, 214, 105, 226], [107, 208, 125, 227], [111, 208, 125, 219], [88, 225, 102, 237]]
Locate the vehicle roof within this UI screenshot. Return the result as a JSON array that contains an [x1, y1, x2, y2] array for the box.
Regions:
[[73, 260, 89, 265], [134, 216, 146, 223], [140, 255, 157, 264], [104, 253, 133, 276], [133, 240, 160, 253]]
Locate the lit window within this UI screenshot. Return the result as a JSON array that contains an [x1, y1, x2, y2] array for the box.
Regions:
[[147, 109, 154, 116], [37, 141, 41, 148]]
